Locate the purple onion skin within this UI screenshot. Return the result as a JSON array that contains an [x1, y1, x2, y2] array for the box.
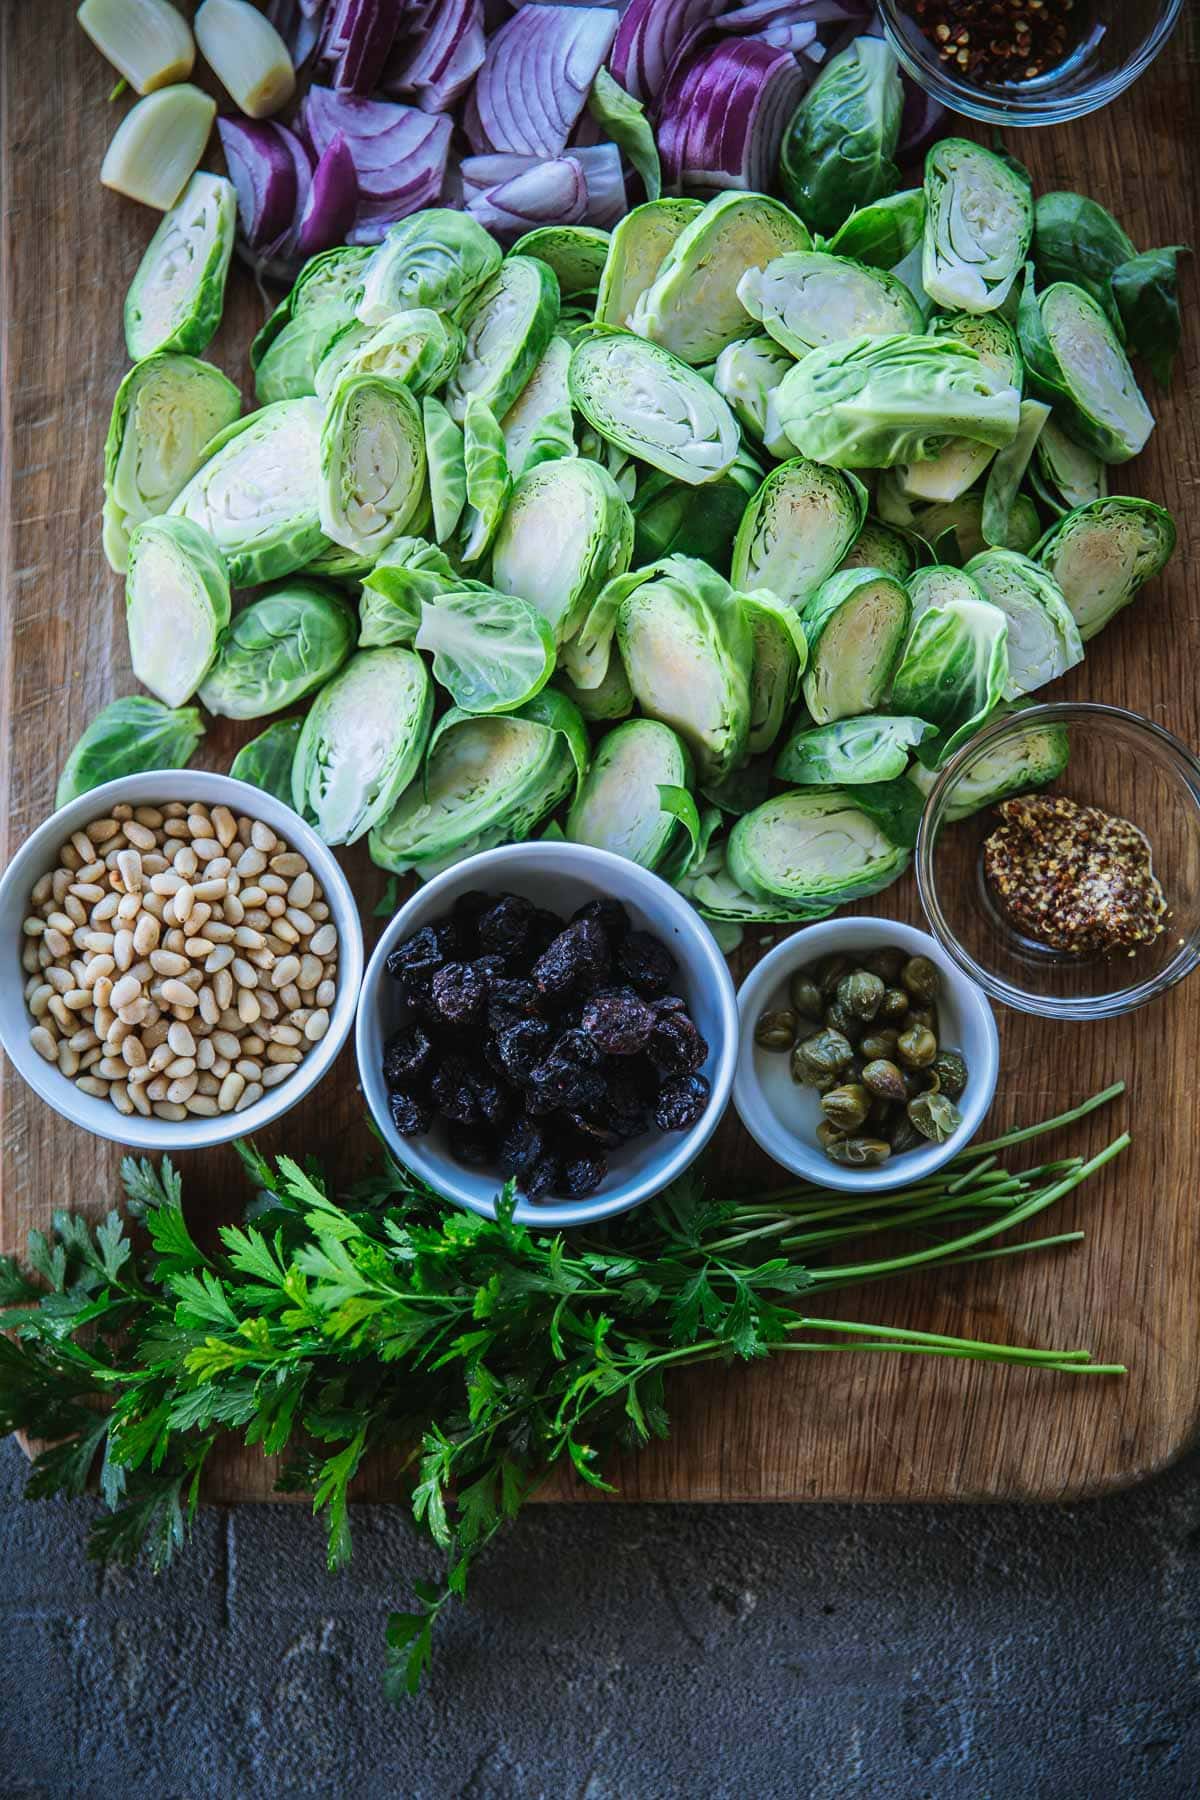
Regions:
[[217, 117, 304, 250], [294, 131, 360, 257]]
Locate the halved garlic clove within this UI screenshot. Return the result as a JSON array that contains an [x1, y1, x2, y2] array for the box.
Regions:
[[194, 0, 295, 121], [100, 85, 216, 211], [77, 0, 195, 96]]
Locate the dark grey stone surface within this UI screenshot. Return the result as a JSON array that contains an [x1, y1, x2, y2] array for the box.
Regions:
[[2, 1434, 1198, 1798]]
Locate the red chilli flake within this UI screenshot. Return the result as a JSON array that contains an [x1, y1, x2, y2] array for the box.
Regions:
[[905, 0, 1084, 86]]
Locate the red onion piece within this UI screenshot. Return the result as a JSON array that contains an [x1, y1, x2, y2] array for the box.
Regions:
[[301, 85, 453, 241], [717, 0, 870, 27], [381, 0, 486, 112], [659, 37, 808, 196], [475, 4, 619, 157], [575, 143, 625, 226], [610, 0, 724, 104], [217, 117, 305, 251], [294, 131, 359, 257], [316, 0, 408, 94], [466, 157, 588, 236], [264, 0, 329, 65]]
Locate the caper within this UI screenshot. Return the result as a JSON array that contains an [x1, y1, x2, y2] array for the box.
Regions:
[[897, 1023, 938, 1069], [908, 1090, 962, 1144], [907, 1004, 938, 1035], [866, 1093, 894, 1129], [823, 1135, 891, 1168], [861, 1057, 908, 1104], [791, 1028, 854, 1086], [888, 1113, 924, 1154], [836, 969, 885, 1022], [816, 1120, 849, 1149], [930, 1050, 968, 1101], [902, 1065, 929, 1099], [878, 986, 910, 1022], [788, 972, 824, 1021], [862, 947, 905, 984], [824, 999, 865, 1045], [821, 1081, 871, 1131], [901, 954, 940, 1004], [859, 1027, 900, 1062], [813, 954, 852, 995], [755, 1007, 798, 1051]]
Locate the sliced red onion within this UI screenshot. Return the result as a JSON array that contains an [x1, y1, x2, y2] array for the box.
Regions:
[[217, 117, 306, 253], [316, 0, 408, 94], [575, 143, 625, 227], [659, 37, 808, 196], [467, 157, 588, 236], [381, 0, 486, 112], [475, 5, 619, 157], [264, 0, 330, 65], [717, 0, 870, 27], [294, 131, 359, 257], [461, 152, 539, 201], [751, 21, 817, 50], [610, 0, 724, 104], [461, 84, 492, 153], [301, 85, 453, 240]]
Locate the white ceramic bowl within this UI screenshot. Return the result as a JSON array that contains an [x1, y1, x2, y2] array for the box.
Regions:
[[356, 842, 738, 1228], [733, 917, 999, 1193], [0, 771, 364, 1151]]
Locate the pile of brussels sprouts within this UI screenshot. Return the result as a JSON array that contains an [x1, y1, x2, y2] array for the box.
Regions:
[[71, 48, 1181, 947]]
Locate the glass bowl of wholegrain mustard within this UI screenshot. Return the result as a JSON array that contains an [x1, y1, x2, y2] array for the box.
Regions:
[[877, 1, 1184, 127], [915, 702, 1200, 1019]]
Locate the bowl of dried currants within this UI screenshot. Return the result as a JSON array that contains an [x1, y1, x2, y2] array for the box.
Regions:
[[356, 842, 739, 1227]]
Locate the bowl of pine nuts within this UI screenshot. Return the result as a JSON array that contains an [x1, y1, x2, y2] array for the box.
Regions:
[[0, 771, 363, 1148]]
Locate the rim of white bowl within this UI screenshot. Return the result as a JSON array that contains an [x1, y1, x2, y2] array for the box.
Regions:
[[0, 771, 364, 1151], [733, 916, 999, 1193], [356, 841, 740, 1229]]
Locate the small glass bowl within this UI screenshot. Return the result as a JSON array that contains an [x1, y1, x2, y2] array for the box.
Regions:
[[877, 0, 1183, 127], [916, 703, 1200, 1020]]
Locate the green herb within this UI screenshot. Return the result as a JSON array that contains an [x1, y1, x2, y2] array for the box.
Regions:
[[0, 1086, 1127, 1696]]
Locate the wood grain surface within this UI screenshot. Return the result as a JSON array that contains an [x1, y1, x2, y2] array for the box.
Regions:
[[2, 9, 1198, 1506]]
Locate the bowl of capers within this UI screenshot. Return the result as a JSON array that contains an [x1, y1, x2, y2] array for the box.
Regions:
[[732, 918, 999, 1192]]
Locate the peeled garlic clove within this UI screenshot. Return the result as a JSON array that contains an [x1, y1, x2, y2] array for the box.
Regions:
[[100, 85, 216, 211], [194, 0, 295, 120], [77, 0, 195, 95]]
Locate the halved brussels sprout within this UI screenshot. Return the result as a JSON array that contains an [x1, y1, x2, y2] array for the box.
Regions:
[[1018, 268, 1154, 464], [422, 394, 467, 545], [891, 437, 995, 507], [569, 331, 741, 485], [170, 398, 326, 587], [314, 308, 463, 404], [251, 246, 373, 372], [567, 718, 695, 872], [839, 517, 920, 579], [738, 252, 923, 358], [922, 139, 1032, 314], [256, 304, 358, 406], [303, 540, 378, 583], [712, 336, 794, 449], [458, 397, 512, 565], [56, 695, 205, 808], [1031, 414, 1108, 515], [1033, 191, 1133, 334], [964, 550, 1083, 697], [124, 171, 236, 360], [198, 579, 356, 719], [741, 588, 808, 757], [633, 453, 761, 573], [444, 256, 559, 424], [414, 586, 556, 714], [616, 556, 753, 784], [980, 398, 1050, 549], [125, 516, 230, 708], [928, 309, 1023, 384], [103, 352, 241, 573], [731, 458, 869, 607], [492, 455, 634, 649], [902, 490, 1041, 564], [891, 597, 1009, 766], [229, 716, 303, 804], [357, 209, 502, 325], [776, 333, 1020, 470], [630, 191, 813, 364], [1033, 497, 1176, 642], [823, 188, 926, 269], [907, 563, 990, 625], [292, 646, 433, 846], [780, 37, 902, 238], [800, 568, 911, 724], [1112, 245, 1187, 388], [594, 197, 704, 329], [369, 694, 583, 877], [500, 335, 576, 479], [318, 375, 427, 558], [359, 537, 468, 647], [554, 646, 634, 723], [890, 310, 1024, 504], [908, 706, 1070, 820], [728, 788, 910, 909], [511, 224, 611, 296], [774, 714, 932, 786]]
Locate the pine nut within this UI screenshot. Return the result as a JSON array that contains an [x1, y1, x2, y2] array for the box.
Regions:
[[270, 955, 300, 990], [77, 1077, 111, 1099], [30, 1025, 58, 1062], [116, 848, 143, 892], [310, 924, 338, 957], [218, 1071, 246, 1111], [237, 988, 261, 1025], [152, 1101, 187, 1121], [160, 978, 197, 1009], [233, 1081, 263, 1113]]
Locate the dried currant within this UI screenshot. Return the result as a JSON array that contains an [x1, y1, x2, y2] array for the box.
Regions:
[[478, 893, 534, 958], [487, 977, 540, 1029], [649, 1011, 708, 1077], [528, 1053, 606, 1112], [523, 1154, 560, 1201], [562, 1153, 607, 1197], [385, 921, 457, 982], [654, 1074, 710, 1132], [430, 960, 487, 1024], [455, 1130, 496, 1168], [616, 929, 676, 996], [499, 1117, 545, 1179], [533, 917, 610, 997], [430, 1054, 482, 1125], [551, 1026, 604, 1068], [497, 1018, 552, 1082], [571, 897, 630, 942], [580, 987, 655, 1055], [383, 1022, 433, 1087], [388, 1090, 432, 1135]]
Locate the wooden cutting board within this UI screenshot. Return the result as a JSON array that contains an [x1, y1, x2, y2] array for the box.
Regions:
[[3, 9, 1198, 1506]]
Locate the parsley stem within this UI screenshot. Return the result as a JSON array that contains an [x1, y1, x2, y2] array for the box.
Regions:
[[949, 1081, 1126, 1161]]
